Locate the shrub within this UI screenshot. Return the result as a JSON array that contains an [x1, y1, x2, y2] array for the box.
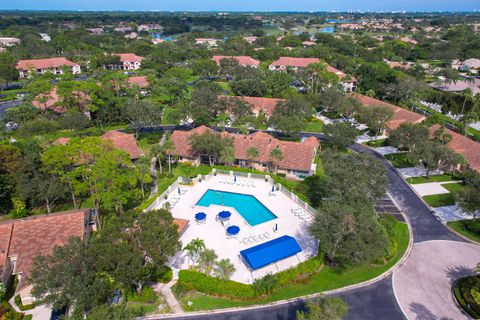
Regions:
[[253, 274, 277, 296], [127, 286, 157, 303], [0, 283, 5, 302], [455, 276, 480, 318], [275, 258, 323, 287], [175, 270, 256, 299], [154, 266, 173, 283]]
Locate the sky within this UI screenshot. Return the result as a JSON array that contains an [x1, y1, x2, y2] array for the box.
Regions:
[[0, 0, 478, 12]]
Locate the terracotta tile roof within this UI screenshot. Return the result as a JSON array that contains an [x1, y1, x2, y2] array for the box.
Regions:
[[326, 64, 357, 82], [101, 130, 141, 160], [302, 41, 316, 46], [54, 137, 71, 145], [270, 57, 320, 68], [170, 126, 319, 172], [349, 93, 425, 132], [0, 209, 89, 291], [212, 55, 260, 67], [114, 53, 144, 63], [16, 57, 78, 71], [32, 87, 66, 113], [223, 96, 286, 117], [173, 218, 189, 234], [128, 76, 149, 88], [429, 124, 480, 172]]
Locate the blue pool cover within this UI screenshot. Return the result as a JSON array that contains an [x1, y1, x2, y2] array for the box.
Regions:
[[240, 235, 302, 270]]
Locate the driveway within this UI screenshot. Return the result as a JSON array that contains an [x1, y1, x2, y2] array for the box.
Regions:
[[393, 240, 480, 320]]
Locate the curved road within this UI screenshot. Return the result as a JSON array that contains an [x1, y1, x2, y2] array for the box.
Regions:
[[146, 130, 473, 320]]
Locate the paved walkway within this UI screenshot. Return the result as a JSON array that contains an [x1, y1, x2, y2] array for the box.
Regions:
[[374, 146, 401, 156], [7, 297, 51, 320], [397, 167, 443, 179], [393, 240, 480, 320], [411, 182, 451, 196], [154, 281, 183, 313], [433, 205, 473, 222]]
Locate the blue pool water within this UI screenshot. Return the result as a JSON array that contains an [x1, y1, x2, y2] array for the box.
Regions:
[[196, 190, 277, 226]]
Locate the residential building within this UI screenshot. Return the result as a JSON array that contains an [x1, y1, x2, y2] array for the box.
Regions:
[[386, 60, 413, 70], [54, 130, 141, 161], [325, 64, 357, 92], [195, 38, 220, 47], [16, 57, 81, 78], [430, 79, 480, 96], [429, 124, 480, 172], [32, 87, 66, 113], [222, 96, 286, 118], [101, 130, 142, 160], [0, 37, 20, 47], [350, 93, 426, 135], [269, 57, 356, 92], [243, 36, 258, 44], [212, 55, 260, 68], [399, 37, 418, 45], [268, 57, 320, 71], [112, 53, 144, 70], [127, 76, 149, 88], [169, 126, 320, 179], [0, 209, 98, 305]]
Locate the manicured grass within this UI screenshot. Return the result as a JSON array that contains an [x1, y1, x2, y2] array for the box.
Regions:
[[304, 118, 324, 133], [467, 127, 480, 141], [178, 221, 409, 311], [442, 182, 466, 193], [423, 193, 456, 207], [447, 219, 480, 243], [384, 153, 413, 168], [406, 174, 460, 184]]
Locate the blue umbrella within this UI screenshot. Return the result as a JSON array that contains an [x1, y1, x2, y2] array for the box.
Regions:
[[178, 187, 181, 194], [226, 225, 240, 235], [271, 185, 275, 192], [195, 212, 206, 221], [218, 211, 232, 220]]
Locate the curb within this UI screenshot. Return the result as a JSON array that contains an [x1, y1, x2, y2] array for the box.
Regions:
[[444, 222, 480, 245]]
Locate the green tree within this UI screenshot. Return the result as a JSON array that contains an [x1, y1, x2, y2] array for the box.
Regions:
[[192, 58, 219, 77], [0, 63, 19, 85], [389, 123, 429, 151], [456, 184, 480, 219], [309, 201, 389, 266], [269, 97, 313, 134], [299, 63, 340, 95], [408, 141, 464, 178], [181, 81, 223, 125], [246, 146, 260, 171], [189, 130, 234, 166], [215, 258, 236, 280], [198, 248, 218, 275], [31, 237, 109, 314], [135, 157, 153, 199], [269, 147, 284, 174], [123, 99, 162, 138], [296, 296, 348, 320], [323, 123, 357, 150], [183, 238, 206, 267], [357, 105, 394, 138]]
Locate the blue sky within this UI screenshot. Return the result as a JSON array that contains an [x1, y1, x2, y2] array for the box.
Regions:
[[0, 0, 478, 12]]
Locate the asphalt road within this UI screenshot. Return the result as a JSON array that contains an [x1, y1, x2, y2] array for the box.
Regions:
[[0, 99, 22, 118]]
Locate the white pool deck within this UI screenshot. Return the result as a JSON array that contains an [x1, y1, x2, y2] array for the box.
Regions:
[[157, 174, 318, 284]]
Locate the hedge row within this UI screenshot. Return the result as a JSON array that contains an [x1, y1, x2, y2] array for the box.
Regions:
[[175, 257, 323, 300], [175, 270, 257, 299]]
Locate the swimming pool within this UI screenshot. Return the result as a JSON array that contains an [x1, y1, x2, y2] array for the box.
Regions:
[[196, 190, 277, 226]]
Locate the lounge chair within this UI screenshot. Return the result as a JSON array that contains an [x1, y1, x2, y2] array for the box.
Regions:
[[252, 235, 259, 242], [264, 232, 270, 239], [258, 234, 265, 241]]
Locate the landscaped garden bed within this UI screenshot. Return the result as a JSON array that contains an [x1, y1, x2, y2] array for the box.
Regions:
[[453, 275, 480, 319], [384, 153, 413, 168]]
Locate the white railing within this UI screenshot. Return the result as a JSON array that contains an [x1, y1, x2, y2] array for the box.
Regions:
[[145, 169, 318, 216]]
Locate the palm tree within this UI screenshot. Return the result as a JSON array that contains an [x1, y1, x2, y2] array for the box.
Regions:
[[151, 144, 164, 175], [183, 238, 205, 267], [163, 139, 175, 175], [269, 147, 284, 174], [215, 258, 236, 280], [246, 147, 259, 171], [198, 249, 218, 275]]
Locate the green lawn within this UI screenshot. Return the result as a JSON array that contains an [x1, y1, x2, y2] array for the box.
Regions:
[[447, 220, 480, 243], [178, 221, 409, 311], [364, 138, 388, 148], [384, 153, 413, 168], [217, 81, 232, 92], [467, 127, 480, 140], [304, 118, 324, 133], [406, 174, 461, 184]]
